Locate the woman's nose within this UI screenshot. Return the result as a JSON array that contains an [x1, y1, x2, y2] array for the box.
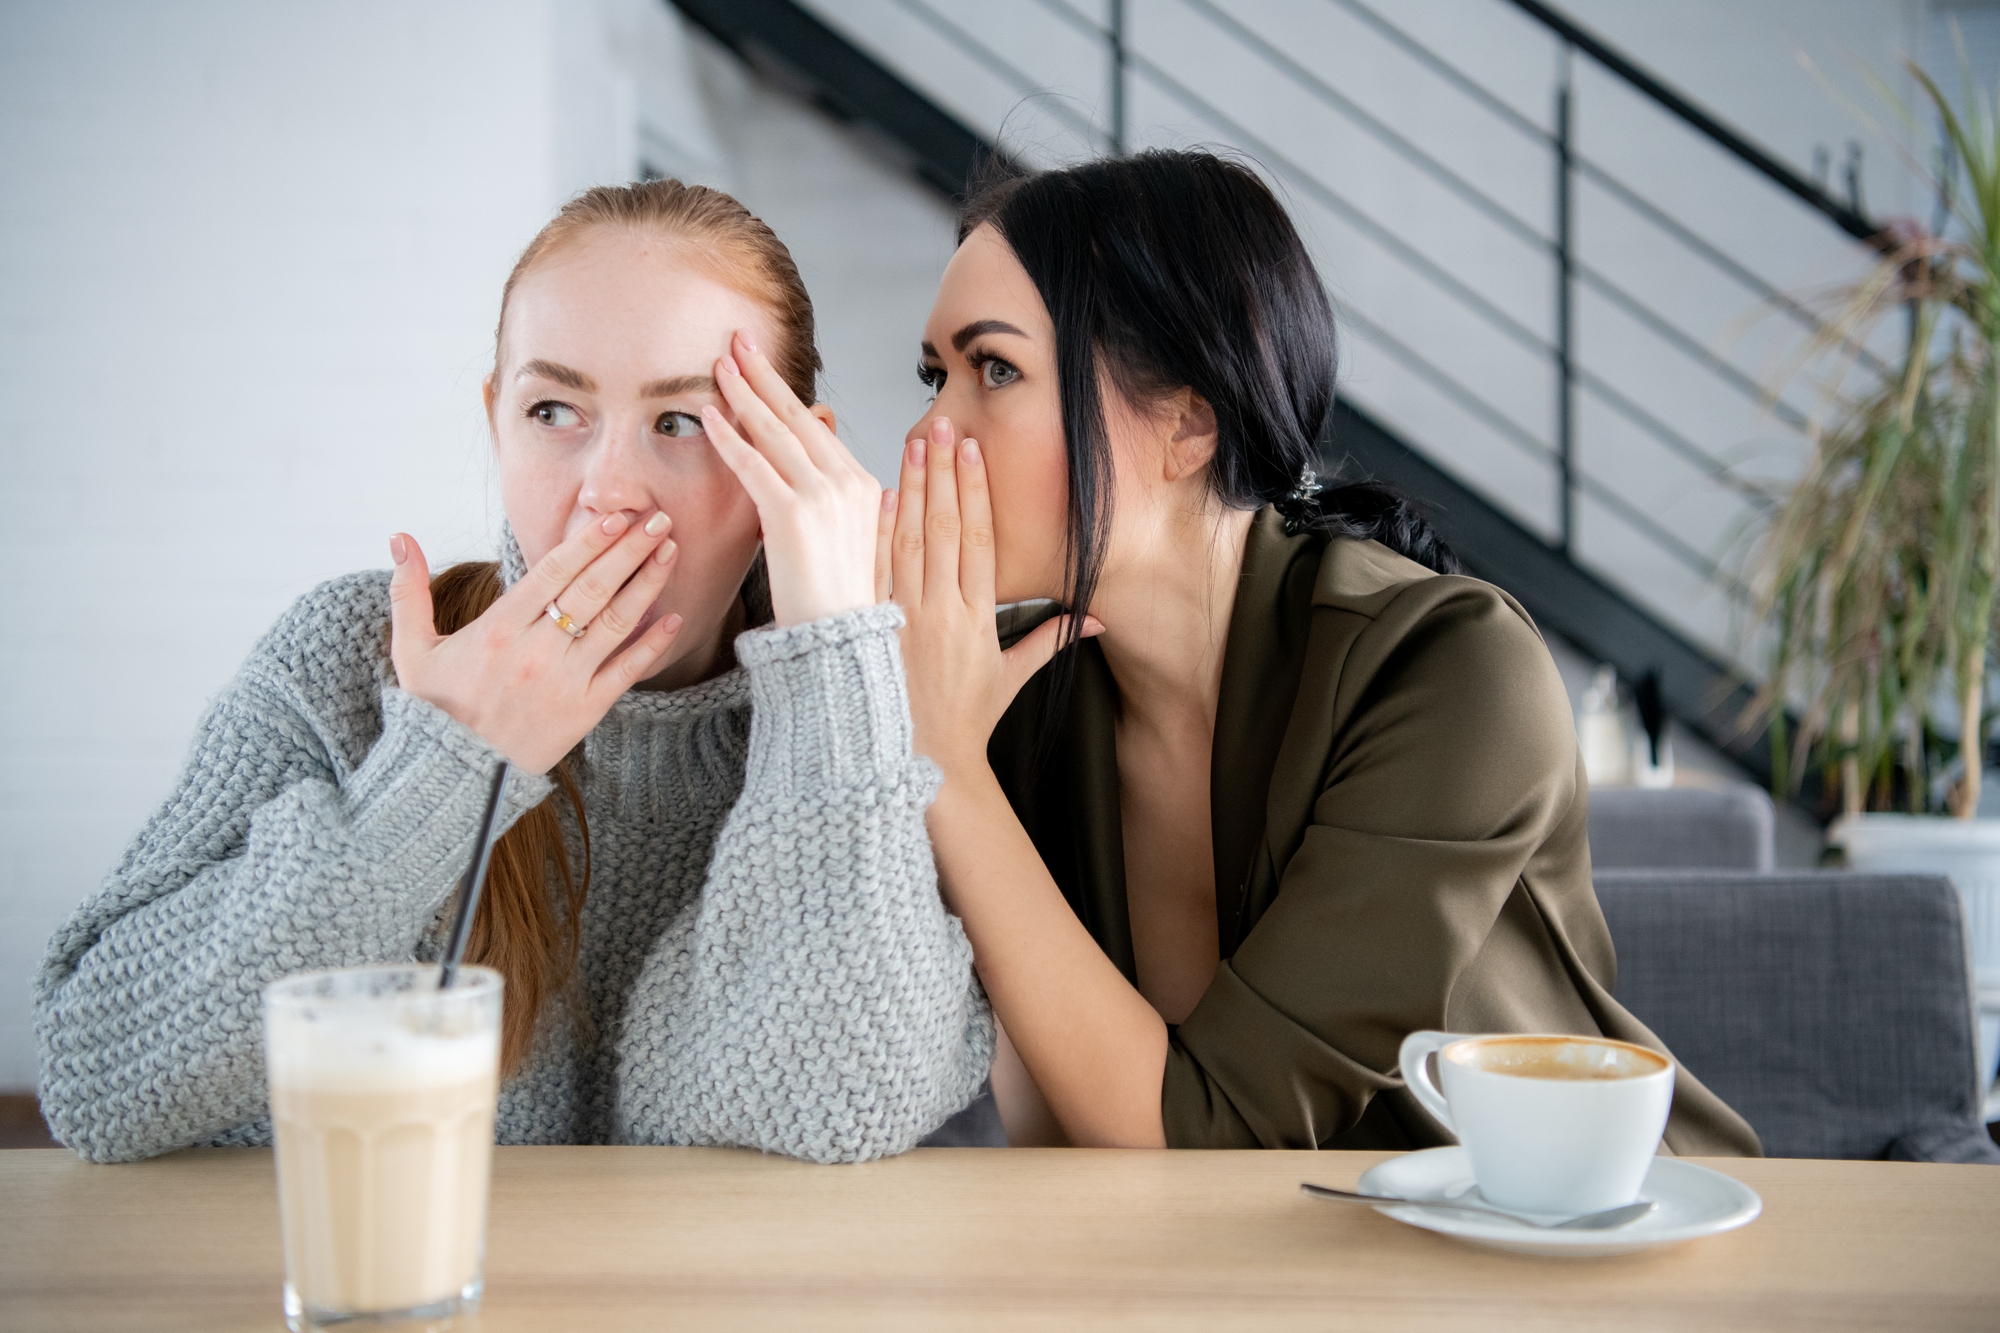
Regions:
[[908, 406, 946, 447], [577, 429, 654, 519]]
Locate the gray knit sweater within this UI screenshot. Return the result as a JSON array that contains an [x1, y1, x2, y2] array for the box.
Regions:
[[35, 567, 994, 1164]]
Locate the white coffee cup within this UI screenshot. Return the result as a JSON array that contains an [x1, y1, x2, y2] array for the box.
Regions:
[[1398, 1030, 1674, 1216]]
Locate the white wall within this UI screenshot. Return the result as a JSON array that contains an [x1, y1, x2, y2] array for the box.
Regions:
[[0, 0, 545, 1091], [0, 0, 954, 1090]]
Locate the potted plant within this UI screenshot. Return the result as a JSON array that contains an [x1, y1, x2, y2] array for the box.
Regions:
[[1745, 67, 1999, 1092]]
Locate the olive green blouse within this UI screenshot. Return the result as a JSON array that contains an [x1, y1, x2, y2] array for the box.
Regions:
[[989, 507, 1761, 1156]]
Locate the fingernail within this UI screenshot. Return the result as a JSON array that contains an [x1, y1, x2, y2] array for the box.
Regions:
[[644, 511, 670, 536], [702, 404, 721, 420], [931, 416, 951, 443], [602, 512, 630, 535], [882, 489, 898, 512], [664, 613, 684, 634], [1083, 616, 1106, 636], [962, 438, 981, 465], [909, 438, 926, 467], [655, 539, 678, 565], [737, 328, 759, 354], [388, 534, 407, 565], [720, 355, 740, 377]]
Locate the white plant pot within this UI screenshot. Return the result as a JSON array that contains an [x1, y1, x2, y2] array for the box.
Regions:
[[1828, 813, 2000, 1100]]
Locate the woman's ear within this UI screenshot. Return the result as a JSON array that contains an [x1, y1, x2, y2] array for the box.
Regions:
[[482, 373, 498, 434], [1163, 390, 1219, 482], [811, 403, 837, 435]]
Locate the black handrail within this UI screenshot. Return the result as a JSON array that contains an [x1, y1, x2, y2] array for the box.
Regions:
[[1033, 0, 1829, 483], [1329, 400, 1781, 788], [880, 0, 1781, 549], [1100, 30, 1779, 514], [671, 0, 1004, 196], [1321, 0, 1890, 378], [675, 0, 1802, 795], [797, 0, 1787, 545], [1502, 0, 1881, 243], [1335, 303, 1737, 589], [1164, 0, 1824, 435], [880, 0, 1102, 148]]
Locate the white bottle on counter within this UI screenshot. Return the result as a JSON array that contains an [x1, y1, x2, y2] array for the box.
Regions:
[[1577, 665, 1632, 787]]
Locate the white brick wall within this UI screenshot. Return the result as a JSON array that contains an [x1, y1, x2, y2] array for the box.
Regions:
[[0, 0, 954, 1090]]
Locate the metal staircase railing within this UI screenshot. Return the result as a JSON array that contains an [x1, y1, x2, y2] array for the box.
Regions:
[[671, 0, 1886, 798]]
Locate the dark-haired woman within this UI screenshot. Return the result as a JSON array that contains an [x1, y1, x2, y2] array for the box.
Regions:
[[738, 150, 1757, 1153]]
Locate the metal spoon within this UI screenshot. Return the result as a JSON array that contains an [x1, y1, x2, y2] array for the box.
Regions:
[[1300, 1182, 1657, 1231]]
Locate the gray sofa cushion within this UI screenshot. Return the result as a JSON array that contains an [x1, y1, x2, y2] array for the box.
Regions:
[[1588, 785, 1776, 871], [1595, 870, 1999, 1163]]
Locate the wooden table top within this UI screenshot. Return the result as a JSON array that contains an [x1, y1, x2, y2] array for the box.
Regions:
[[2, 1146, 1995, 1332]]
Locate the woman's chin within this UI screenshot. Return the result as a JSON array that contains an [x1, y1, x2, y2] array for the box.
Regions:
[[621, 605, 675, 658]]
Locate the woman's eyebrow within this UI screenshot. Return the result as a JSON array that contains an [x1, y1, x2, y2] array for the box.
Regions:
[[950, 319, 1029, 352], [639, 374, 717, 398], [517, 359, 595, 391]]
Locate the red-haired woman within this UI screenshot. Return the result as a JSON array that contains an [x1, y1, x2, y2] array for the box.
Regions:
[[37, 181, 995, 1164]]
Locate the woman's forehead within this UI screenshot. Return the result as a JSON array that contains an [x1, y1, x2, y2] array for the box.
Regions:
[[932, 226, 1049, 335], [503, 232, 775, 378]]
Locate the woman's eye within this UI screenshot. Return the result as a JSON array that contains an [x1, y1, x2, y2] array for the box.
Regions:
[[655, 411, 707, 439], [528, 401, 581, 428], [979, 359, 1020, 390], [917, 363, 944, 395]]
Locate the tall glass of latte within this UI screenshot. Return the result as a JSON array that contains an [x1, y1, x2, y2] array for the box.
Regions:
[[263, 964, 502, 1331]]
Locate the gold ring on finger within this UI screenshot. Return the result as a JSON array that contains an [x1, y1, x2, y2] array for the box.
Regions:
[[544, 599, 587, 639]]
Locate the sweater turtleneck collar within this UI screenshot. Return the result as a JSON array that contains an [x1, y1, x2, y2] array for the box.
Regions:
[[586, 671, 753, 823]]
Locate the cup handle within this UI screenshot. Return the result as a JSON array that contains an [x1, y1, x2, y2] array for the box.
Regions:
[[1397, 1030, 1459, 1136]]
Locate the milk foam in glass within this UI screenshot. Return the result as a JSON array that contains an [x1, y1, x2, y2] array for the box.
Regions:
[[264, 964, 502, 1331]]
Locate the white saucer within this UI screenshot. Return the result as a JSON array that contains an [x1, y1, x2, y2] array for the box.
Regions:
[[1353, 1146, 1762, 1258]]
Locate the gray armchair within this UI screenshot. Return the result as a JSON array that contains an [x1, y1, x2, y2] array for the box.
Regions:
[[1588, 784, 1777, 871], [1595, 869, 1999, 1164]]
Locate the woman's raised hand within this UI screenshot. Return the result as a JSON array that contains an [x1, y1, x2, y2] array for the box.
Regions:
[[883, 416, 1101, 772], [701, 329, 883, 628], [386, 513, 683, 775]]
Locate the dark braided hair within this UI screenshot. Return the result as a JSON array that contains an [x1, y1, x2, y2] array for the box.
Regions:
[[1273, 470, 1462, 574]]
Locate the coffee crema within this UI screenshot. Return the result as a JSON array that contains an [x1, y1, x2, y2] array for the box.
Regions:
[[1445, 1034, 1669, 1082]]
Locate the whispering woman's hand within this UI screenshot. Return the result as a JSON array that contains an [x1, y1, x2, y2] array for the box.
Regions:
[[387, 512, 683, 775], [701, 329, 883, 627], [881, 416, 1101, 774]]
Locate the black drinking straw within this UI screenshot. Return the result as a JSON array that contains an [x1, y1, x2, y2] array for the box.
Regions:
[[438, 761, 512, 990]]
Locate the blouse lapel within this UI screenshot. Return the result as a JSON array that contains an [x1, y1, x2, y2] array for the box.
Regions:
[[1209, 508, 1322, 958], [992, 507, 1323, 976]]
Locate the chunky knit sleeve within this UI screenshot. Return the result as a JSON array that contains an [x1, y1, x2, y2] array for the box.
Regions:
[[34, 574, 552, 1163], [613, 603, 994, 1163]]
